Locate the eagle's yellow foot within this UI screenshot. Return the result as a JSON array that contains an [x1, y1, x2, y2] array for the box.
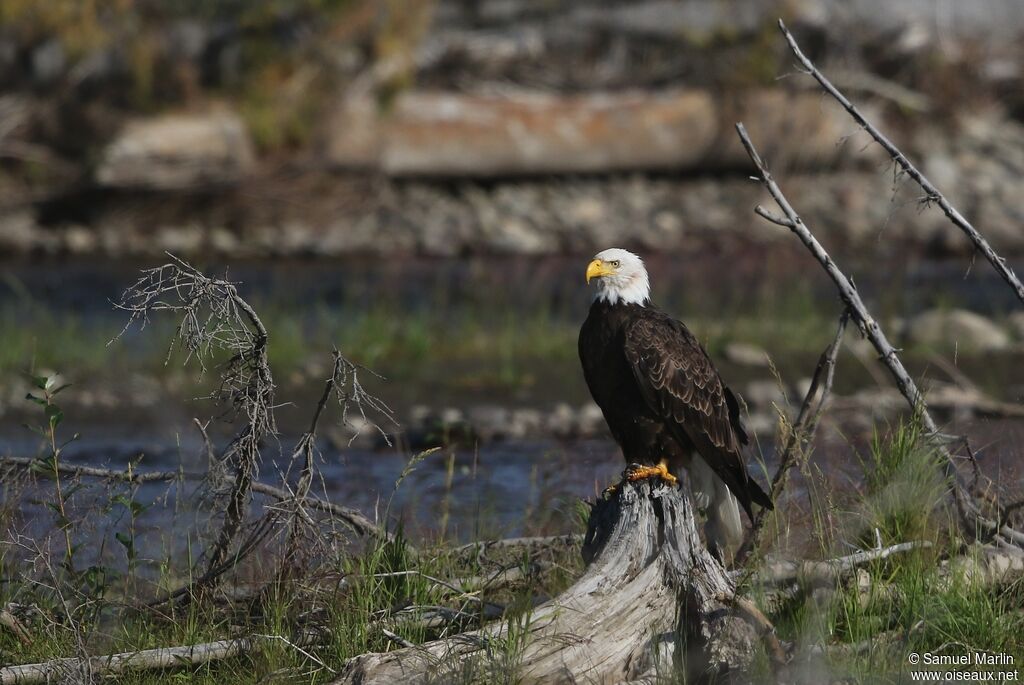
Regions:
[[625, 461, 678, 486]]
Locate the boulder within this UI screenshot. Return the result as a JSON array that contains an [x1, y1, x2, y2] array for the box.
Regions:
[[1008, 311, 1024, 341], [324, 87, 878, 177], [743, 380, 788, 409], [723, 341, 770, 367], [905, 308, 1010, 352], [326, 89, 718, 176], [96, 110, 255, 190]]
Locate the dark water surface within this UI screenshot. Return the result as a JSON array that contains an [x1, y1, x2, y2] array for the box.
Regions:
[[6, 250, 1024, 317]]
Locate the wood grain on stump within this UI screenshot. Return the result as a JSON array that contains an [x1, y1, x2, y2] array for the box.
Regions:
[[332, 478, 758, 684]]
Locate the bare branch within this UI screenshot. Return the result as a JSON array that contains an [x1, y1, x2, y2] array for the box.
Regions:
[[777, 18, 1024, 307], [736, 122, 1024, 549], [0, 457, 389, 543], [748, 540, 933, 587], [330, 350, 399, 446], [736, 309, 848, 564], [754, 205, 795, 228], [113, 253, 275, 597]]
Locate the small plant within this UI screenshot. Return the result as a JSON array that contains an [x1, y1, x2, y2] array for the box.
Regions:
[[24, 372, 76, 574], [857, 418, 948, 547]]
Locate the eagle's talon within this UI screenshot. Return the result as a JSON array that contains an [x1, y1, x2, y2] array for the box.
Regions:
[[625, 461, 678, 486]]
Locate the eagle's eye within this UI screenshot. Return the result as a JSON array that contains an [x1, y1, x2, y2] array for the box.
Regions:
[[611, 260, 620, 268]]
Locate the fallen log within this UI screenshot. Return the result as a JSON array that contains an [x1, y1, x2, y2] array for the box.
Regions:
[[331, 479, 760, 684], [750, 541, 934, 587], [0, 633, 322, 685]]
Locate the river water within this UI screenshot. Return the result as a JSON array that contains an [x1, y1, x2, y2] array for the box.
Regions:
[[2, 251, 1024, 550]]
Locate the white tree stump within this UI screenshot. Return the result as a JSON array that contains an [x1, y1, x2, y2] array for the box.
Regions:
[[332, 479, 758, 684]]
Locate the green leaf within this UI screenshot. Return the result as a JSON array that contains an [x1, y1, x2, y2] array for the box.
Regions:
[[45, 503, 70, 529], [115, 532, 136, 560], [22, 423, 48, 438], [45, 405, 63, 430], [24, 393, 47, 406], [28, 374, 48, 390], [50, 383, 72, 396], [82, 565, 111, 594], [111, 494, 148, 517], [29, 456, 55, 476]]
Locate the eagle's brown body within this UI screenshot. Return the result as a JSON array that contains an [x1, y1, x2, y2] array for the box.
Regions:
[[579, 298, 772, 520]]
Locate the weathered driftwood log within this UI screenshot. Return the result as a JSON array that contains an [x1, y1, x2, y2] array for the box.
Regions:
[[332, 479, 758, 684], [0, 633, 321, 685]]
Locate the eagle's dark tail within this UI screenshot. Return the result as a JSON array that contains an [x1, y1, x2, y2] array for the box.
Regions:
[[692, 439, 773, 522], [746, 475, 774, 513]]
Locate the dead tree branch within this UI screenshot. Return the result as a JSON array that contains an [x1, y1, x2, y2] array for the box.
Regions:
[[777, 18, 1024, 306], [112, 256, 400, 603], [736, 309, 848, 564], [0, 633, 321, 685], [0, 457, 389, 543], [114, 254, 275, 594], [0, 606, 32, 648], [736, 122, 1024, 549], [275, 353, 345, 585], [750, 540, 933, 587]]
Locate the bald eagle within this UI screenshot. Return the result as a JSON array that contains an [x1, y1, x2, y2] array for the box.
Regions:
[[579, 248, 772, 560]]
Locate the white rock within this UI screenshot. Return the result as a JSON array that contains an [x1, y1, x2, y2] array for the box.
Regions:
[[723, 342, 770, 367], [743, 380, 788, 409], [906, 308, 1010, 352], [97, 110, 255, 190]]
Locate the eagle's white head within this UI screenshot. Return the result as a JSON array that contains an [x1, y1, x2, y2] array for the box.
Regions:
[[586, 248, 651, 306]]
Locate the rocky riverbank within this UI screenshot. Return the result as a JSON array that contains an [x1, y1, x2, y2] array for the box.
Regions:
[[3, 1, 1024, 259]]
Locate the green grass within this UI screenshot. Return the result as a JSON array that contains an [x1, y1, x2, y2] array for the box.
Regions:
[[751, 419, 1024, 684], [0, 284, 861, 404], [0, 485, 585, 683]]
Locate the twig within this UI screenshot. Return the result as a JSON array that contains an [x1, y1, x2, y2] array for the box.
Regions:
[[736, 310, 848, 564], [777, 18, 1024, 307], [0, 457, 389, 542], [250, 481, 388, 541], [0, 607, 31, 647], [276, 353, 343, 585], [380, 628, 414, 649], [253, 633, 336, 674], [716, 593, 788, 672], [0, 456, 190, 483], [736, 122, 1024, 549], [451, 534, 583, 556]]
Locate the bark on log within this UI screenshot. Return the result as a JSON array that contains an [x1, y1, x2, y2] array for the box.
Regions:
[[0, 634, 316, 685], [331, 479, 758, 684]]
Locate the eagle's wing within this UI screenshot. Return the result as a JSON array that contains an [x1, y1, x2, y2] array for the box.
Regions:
[[622, 313, 772, 517]]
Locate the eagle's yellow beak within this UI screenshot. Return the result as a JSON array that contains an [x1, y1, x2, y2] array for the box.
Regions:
[[586, 259, 615, 283]]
